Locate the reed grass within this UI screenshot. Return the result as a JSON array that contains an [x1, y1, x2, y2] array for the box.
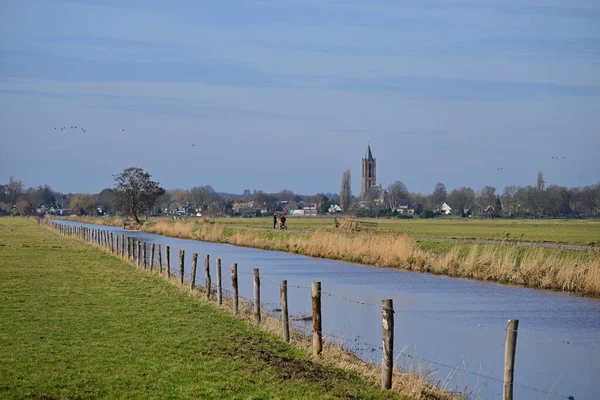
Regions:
[[65, 217, 600, 297]]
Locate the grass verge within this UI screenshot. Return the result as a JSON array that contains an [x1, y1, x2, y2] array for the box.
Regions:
[[0, 218, 411, 399]]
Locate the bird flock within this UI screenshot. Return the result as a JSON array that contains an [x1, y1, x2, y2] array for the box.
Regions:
[[53, 126, 126, 133]]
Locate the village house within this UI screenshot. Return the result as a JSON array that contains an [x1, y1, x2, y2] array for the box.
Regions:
[[437, 202, 452, 215]]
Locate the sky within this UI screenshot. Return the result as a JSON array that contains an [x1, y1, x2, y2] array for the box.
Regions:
[[1, 0, 599, 195]]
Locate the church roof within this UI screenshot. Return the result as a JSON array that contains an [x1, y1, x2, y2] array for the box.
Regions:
[[365, 144, 375, 161]]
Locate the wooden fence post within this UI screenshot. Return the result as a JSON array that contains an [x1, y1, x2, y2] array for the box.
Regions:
[[127, 238, 131, 260], [232, 263, 238, 314], [121, 234, 125, 258], [216, 258, 222, 305], [138, 241, 142, 267], [381, 299, 394, 390], [166, 246, 171, 278], [312, 282, 322, 357], [205, 255, 211, 300], [190, 253, 198, 290], [143, 242, 147, 269], [253, 268, 261, 323], [158, 244, 162, 273], [179, 250, 184, 285], [281, 280, 290, 343], [150, 243, 155, 272], [110, 232, 114, 254], [115, 235, 119, 256], [503, 319, 519, 400]]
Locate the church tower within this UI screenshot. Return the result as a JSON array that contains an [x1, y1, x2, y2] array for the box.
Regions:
[[361, 144, 376, 198]]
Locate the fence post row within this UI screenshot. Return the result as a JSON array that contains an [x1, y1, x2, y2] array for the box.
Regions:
[[312, 282, 322, 357], [503, 319, 519, 400], [179, 250, 184, 286], [281, 280, 289, 343], [190, 253, 198, 290], [253, 268, 261, 323], [216, 258, 222, 305], [381, 299, 394, 390], [232, 263, 238, 315]]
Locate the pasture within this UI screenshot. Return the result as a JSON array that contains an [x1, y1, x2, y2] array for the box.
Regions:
[[212, 217, 600, 246], [0, 218, 402, 400]]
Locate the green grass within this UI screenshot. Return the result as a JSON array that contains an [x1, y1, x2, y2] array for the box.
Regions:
[[0, 218, 403, 400]]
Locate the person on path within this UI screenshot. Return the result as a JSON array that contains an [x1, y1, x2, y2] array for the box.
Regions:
[[280, 214, 287, 229], [273, 213, 277, 229]]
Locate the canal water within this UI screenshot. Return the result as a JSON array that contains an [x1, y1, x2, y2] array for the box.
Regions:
[[55, 220, 600, 400]]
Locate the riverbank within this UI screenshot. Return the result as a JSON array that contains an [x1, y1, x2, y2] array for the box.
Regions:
[[65, 216, 600, 297], [0, 218, 417, 399]]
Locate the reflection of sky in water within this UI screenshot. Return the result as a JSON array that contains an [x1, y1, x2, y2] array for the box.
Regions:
[[58, 221, 600, 400]]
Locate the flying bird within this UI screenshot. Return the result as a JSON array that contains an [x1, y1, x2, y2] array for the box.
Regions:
[[122, 129, 125, 131]]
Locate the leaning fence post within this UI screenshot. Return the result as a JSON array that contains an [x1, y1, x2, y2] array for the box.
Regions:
[[281, 280, 290, 343], [205, 255, 211, 300], [158, 244, 163, 273], [216, 258, 222, 305], [166, 246, 171, 278], [253, 268, 261, 323], [312, 282, 322, 357], [503, 319, 519, 400], [382, 299, 394, 390], [179, 250, 184, 285], [150, 243, 155, 272], [190, 253, 198, 290], [232, 263, 238, 314]]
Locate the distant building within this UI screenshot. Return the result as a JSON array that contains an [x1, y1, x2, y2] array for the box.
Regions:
[[394, 201, 415, 215], [328, 204, 342, 213], [438, 202, 452, 215], [361, 144, 377, 198]]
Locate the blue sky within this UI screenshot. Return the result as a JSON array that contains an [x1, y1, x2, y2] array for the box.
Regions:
[[1, 0, 599, 195]]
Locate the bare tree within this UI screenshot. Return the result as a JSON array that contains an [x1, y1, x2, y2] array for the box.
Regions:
[[448, 187, 475, 216], [15, 198, 30, 215], [536, 171, 545, 192], [432, 182, 448, 206], [114, 167, 165, 224], [7, 176, 24, 206], [386, 181, 409, 210], [340, 169, 351, 213], [190, 185, 216, 209]]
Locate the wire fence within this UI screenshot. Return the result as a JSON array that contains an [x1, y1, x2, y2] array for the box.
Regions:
[[46, 220, 589, 400]]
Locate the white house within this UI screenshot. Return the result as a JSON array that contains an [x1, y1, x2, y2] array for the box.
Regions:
[[328, 204, 342, 213], [439, 202, 452, 215]]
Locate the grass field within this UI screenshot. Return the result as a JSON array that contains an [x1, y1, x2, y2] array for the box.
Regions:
[[214, 217, 600, 246], [0, 218, 406, 399]]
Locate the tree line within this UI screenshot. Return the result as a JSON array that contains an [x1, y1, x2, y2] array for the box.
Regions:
[[1, 168, 599, 219]]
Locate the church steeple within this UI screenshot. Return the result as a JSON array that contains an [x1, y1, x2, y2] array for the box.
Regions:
[[361, 144, 377, 198]]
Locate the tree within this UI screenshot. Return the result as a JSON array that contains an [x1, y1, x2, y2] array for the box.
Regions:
[[340, 169, 351, 213], [317, 194, 330, 214], [479, 185, 497, 207], [7, 176, 24, 206], [386, 181, 409, 210], [448, 187, 475, 216], [97, 188, 116, 213], [114, 167, 165, 224], [432, 182, 447, 206], [190, 185, 216, 209], [536, 171, 545, 192], [15, 198, 30, 215], [171, 189, 191, 204], [69, 194, 97, 216]]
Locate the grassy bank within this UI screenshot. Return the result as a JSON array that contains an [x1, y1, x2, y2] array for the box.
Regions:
[[68, 215, 600, 245], [0, 218, 410, 399], [64, 216, 600, 297]]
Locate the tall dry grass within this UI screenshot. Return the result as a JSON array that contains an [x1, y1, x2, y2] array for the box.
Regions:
[[64, 216, 600, 297]]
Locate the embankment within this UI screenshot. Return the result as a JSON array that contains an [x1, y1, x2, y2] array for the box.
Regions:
[[1, 218, 421, 399]]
